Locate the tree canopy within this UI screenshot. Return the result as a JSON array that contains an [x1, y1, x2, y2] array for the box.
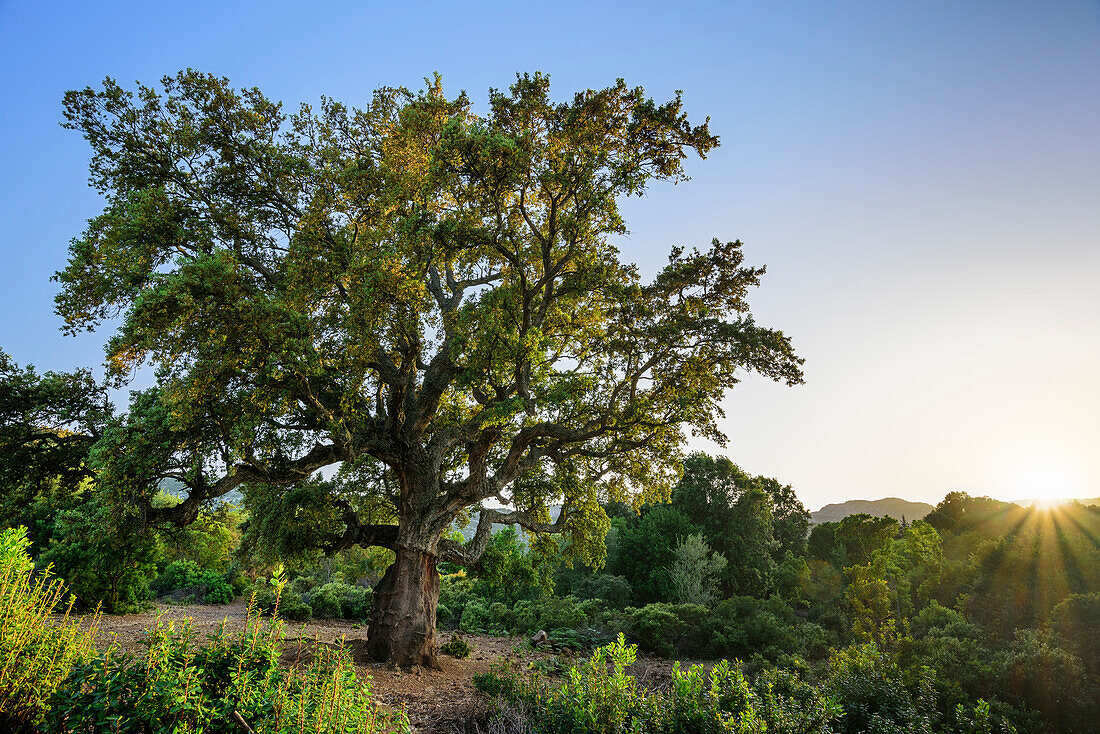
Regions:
[[54, 70, 803, 663]]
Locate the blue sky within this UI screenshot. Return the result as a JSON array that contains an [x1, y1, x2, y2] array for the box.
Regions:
[[1, 0, 1098, 508]]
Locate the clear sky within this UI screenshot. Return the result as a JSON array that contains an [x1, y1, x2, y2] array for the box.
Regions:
[[1, 1, 1097, 510]]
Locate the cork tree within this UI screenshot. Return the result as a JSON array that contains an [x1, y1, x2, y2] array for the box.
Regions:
[[57, 70, 803, 665]]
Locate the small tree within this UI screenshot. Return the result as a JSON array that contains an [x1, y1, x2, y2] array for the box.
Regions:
[[0, 352, 158, 612], [53, 71, 803, 665], [668, 533, 727, 606]]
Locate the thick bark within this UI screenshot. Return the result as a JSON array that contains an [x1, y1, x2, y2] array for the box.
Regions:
[[365, 544, 440, 667]]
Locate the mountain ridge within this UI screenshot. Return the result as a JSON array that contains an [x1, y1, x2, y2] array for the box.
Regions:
[[810, 497, 934, 524]]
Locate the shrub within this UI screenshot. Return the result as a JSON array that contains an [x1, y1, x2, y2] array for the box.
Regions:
[[473, 669, 518, 700], [827, 644, 936, 734], [460, 596, 492, 632], [518, 595, 587, 633], [36, 496, 159, 613], [1051, 593, 1100, 677], [488, 601, 511, 630], [618, 602, 710, 658], [309, 581, 372, 619], [203, 580, 234, 605], [438, 575, 473, 627], [154, 559, 235, 605], [544, 635, 659, 730], [477, 634, 840, 733], [253, 587, 313, 622], [710, 595, 830, 663], [668, 533, 728, 606], [440, 634, 471, 658], [0, 527, 99, 731], [290, 574, 320, 595], [45, 604, 408, 734], [619, 603, 680, 657], [570, 573, 633, 609], [546, 627, 612, 652], [998, 629, 1094, 732]]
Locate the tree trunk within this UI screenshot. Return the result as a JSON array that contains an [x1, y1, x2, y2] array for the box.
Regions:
[[365, 544, 440, 667]]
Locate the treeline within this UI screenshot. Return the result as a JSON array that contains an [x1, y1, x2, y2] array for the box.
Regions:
[[440, 456, 1100, 733]]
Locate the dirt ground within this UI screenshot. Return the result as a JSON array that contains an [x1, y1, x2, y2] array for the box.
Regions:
[[72, 602, 697, 733]]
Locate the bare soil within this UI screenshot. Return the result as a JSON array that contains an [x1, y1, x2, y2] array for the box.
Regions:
[[72, 602, 701, 732]]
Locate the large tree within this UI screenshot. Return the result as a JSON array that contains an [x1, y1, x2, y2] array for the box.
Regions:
[[57, 70, 803, 665]]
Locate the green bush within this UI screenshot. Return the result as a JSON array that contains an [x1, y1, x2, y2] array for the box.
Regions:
[[710, 595, 832, 663], [308, 581, 372, 620], [289, 574, 319, 595], [440, 634, 471, 658], [546, 627, 612, 652], [438, 575, 474, 628], [513, 595, 587, 633], [602, 597, 830, 662], [44, 606, 408, 734], [460, 596, 493, 631], [488, 601, 511, 631], [255, 576, 372, 622], [154, 559, 235, 605], [203, 580, 234, 605], [827, 644, 936, 734], [477, 634, 840, 733], [36, 495, 159, 613], [473, 670, 517, 699], [615, 602, 710, 658], [997, 629, 1094, 732], [0, 527, 99, 731], [253, 587, 313, 622], [569, 573, 633, 608]]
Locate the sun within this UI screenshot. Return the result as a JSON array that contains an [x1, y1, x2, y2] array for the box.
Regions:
[[1005, 455, 1083, 506]]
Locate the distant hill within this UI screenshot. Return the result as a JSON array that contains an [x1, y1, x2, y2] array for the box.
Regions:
[[811, 497, 934, 525]]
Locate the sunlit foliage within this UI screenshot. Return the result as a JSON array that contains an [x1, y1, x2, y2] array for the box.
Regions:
[[0, 527, 99, 730]]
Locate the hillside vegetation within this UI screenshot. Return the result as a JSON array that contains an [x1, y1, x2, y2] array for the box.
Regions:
[[4, 451, 1100, 732]]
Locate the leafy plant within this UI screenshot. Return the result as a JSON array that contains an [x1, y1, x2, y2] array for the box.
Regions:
[[668, 532, 728, 606], [0, 527, 99, 731], [439, 634, 471, 658], [153, 559, 235, 605], [45, 599, 408, 733], [477, 634, 840, 734]]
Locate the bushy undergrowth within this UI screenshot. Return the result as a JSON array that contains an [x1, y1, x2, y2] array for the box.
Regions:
[[0, 530, 407, 734], [0, 527, 100, 731], [253, 579, 373, 622], [439, 634, 471, 658], [47, 609, 406, 734], [153, 559, 235, 605], [475, 634, 840, 733], [440, 570, 829, 662], [476, 635, 1018, 734]]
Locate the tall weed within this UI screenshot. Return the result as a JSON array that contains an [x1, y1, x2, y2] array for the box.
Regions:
[[0, 526, 99, 732]]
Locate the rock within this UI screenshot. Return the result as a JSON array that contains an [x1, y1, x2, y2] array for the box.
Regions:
[[530, 629, 549, 647]]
